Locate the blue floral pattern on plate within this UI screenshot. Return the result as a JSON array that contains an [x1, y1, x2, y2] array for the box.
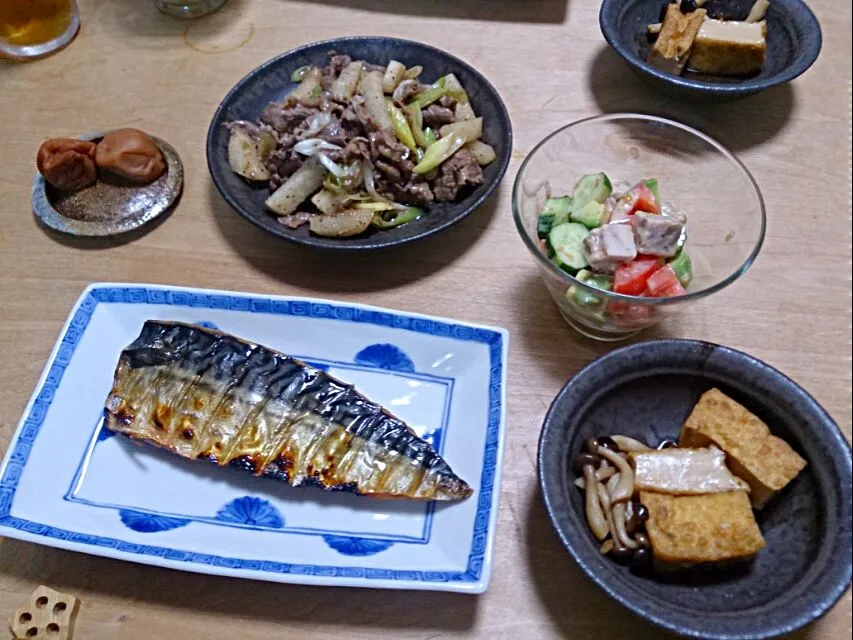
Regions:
[[215, 497, 285, 528], [119, 509, 190, 533], [354, 344, 415, 372], [195, 321, 219, 330], [322, 535, 395, 556]]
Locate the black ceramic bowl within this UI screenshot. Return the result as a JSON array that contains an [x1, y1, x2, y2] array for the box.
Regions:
[[206, 36, 512, 250], [599, 0, 822, 100], [538, 340, 852, 639]]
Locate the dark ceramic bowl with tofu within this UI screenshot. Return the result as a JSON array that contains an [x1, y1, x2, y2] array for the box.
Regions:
[[538, 339, 852, 639], [599, 0, 822, 100]]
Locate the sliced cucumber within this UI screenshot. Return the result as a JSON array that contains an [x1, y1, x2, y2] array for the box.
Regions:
[[571, 200, 608, 229], [537, 213, 555, 239], [572, 173, 613, 208], [569, 269, 613, 305], [644, 178, 661, 205], [543, 196, 572, 226], [668, 250, 693, 286], [549, 222, 589, 273]]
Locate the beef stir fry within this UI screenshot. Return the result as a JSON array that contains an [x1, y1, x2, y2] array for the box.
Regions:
[[226, 53, 497, 238]]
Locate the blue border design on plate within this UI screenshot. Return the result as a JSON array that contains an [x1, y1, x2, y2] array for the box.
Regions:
[[0, 286, 504, 584]]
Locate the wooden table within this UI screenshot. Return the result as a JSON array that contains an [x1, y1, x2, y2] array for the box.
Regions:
[[1, 1, 850, 638]]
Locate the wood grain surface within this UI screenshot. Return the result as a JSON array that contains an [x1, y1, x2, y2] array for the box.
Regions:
[[1, 1, 850, 638]]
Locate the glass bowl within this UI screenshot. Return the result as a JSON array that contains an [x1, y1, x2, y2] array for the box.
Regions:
[[512, 114, 766, 341]]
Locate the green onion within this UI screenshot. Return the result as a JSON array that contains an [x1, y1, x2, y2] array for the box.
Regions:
[[412, 134, 466, 174], [371, 207, 423, 228], [386, 99, 418, 152], [405, 103, 429, 148], [307, 84, 323, 102], [291, 66, 311, 82], [411, 77, 447, 109]]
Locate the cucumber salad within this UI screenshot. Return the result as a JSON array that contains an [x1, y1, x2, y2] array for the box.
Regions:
[[537, 173, 693, 310]]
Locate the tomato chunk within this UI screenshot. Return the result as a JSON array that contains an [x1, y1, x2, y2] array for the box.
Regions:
[[627, 182, 660, 215], [607, 300, 654, 326], [658, 282, 688, 297], [613, 256, 663, 295], [647, 264, 686, 297]]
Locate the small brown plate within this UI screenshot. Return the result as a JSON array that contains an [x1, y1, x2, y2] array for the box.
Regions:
[[32, 131, 184, 237]]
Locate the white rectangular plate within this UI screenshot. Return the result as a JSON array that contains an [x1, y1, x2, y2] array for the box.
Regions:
[[0, 284, 508, 593]]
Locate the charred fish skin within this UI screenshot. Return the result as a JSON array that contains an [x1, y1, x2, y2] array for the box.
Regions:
[[105, 321, 472, 501]]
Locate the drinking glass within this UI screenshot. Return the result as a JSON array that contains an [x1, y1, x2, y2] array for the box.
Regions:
[[155, 0, 227, 19], [0, 0, 79, 60]]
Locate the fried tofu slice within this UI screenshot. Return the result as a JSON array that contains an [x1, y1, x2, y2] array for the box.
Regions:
[[688, 18, 767, 76], [679, 389, 807, 509], [631, 446, 750, 495], [641, 490, 766, 568], [648, 4, 708, 75]]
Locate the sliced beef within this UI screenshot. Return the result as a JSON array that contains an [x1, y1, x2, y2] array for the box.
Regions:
[[369, 130, 414, 174], [438, 95, 458, 110], [321, 53, 352, 89], [316, 118, 348, 147], [265, 146, 302, 190], [326, 53, 352, 76], [259, 102, 319, 134], [340, 104, 362, 138], [367, 130, 415, 192], [392, 79, 420, 104], [277, 211, 312, 229], [342, 137, 370, 164], [422, 104, 455, 128], [392, 178, 434, 206], [375, 160, 403, 183], [432, 149, 483, 202], [321, 96, 349, 119]]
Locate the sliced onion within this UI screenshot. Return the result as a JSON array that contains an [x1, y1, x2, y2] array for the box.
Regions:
[[362, 161, 407, 211], [342, 159, 363, 190], [316, 153, 346, 178], [293, 138, 344, 156], [354, 201, 396, 212], [298, 113, 334, 140], [323, 173, 345, 195], [392, 79, 419, 102]]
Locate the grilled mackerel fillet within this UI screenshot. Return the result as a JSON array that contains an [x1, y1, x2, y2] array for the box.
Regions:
[[104, 321, 472, 501]]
